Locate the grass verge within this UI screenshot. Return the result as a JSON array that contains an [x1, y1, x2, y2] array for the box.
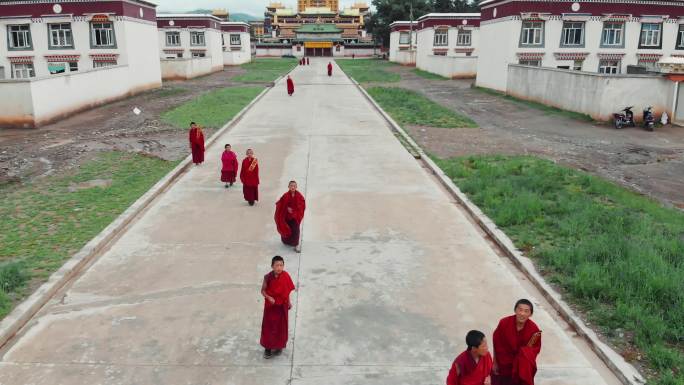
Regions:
[[474, 86, 594, 122], [412, 68, 449, 80], [161, 86, 263, 129], [433, 154, 684, 385], [0, 151, 177, 319], [366, 87, 477, 128], [232, 58, 298, 83], [336, 59, 401, 83]]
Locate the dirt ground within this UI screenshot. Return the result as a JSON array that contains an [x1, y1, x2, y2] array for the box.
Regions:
[[0, 66, 268, 184], [381, 66, 684, 209]]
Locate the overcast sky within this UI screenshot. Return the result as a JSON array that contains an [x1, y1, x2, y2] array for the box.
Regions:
[[155, 0, 368, 16]]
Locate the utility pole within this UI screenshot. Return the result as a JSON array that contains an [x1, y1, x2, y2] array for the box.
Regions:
[[408, 1, 414, 52]]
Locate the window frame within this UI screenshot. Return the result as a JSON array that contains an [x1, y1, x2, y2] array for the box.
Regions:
[[11, 62, 35, 79], [165, 31, 181, 46], [90, 22, 117, 49], [456, 29, 472, 46], [190, 31, 206, 46], [676, 24, 684, 50], [7, 24, 33, 51], [639, 23, 662, 49], [47, 23, 74, 49], [600, 22, 625, 48], [598, 59, 621, 74], [93, 60, 117, 68], [191, 51, 206, 58], [560, 21, 584, 47], [399, 31, 410, 45], [230, 33, 241, 46], [433, 29, 448, 47], [519, 21, 544, 47], [519, 59, 541, 67]]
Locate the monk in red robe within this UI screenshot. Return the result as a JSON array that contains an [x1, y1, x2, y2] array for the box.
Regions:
[[447, 330, 493, 385], [188, 122, 205, 165], [327, 62, 333, 77], [260, 255, 296, 359], [492, 299, 542, 385], [220, 144, 238, 188], [287, 75, 295, 96], [306, 57, 310, 65], [239, 149, 259, 206], [275, 181, 306, 251]]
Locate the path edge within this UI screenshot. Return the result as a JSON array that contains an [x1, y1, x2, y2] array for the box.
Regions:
[[0, 75, 285, 349], [345, 73, 645, 385]]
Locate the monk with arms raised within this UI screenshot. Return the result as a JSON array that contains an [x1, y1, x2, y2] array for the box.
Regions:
[[239, 149, 259, 206], [446, 330, 493, 385], [275, 181, 306, 251], [492, 299, 542, 385], [260, 255, 295, 359]]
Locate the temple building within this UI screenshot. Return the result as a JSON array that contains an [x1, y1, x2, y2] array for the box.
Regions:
[[259, 1, 377, 57], [0, 0, 161, 128]]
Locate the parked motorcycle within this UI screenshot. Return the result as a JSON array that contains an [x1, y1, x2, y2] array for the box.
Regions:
[[643, 106, 656, 131], [613, 106, 635, 129]]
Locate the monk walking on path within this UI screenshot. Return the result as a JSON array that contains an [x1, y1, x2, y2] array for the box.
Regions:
[[327, 62, 333, 77], [220, 144, 238, 188], [240, 149, 259, 206], [492, 299, 542, 385], [287, 75, 295, 96], [446, 330, 493, 385], [188, 122, 205, 165], [260, 256, 296, 359], [275, 181, 306, 251]]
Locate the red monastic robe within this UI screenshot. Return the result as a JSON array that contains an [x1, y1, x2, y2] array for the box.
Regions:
[[306, 57, 310, 65], [220, 150, 238, 183], [327, 62, 333, 76], [447, 351, 493, 385], [189, 127, 205, 164], [260, 271, 295, 350], [492, 315, 542, 385], [240, 157, 259, 202], [275, 191, 306, 246], [287, 78, 295, 95]]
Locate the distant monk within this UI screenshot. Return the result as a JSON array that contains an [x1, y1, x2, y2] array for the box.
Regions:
[[446, 330, 493, 385], [240, 149, 259, 206], [327, 62, 333, 77], [188, 122, 205, 165], [220, 143, 238, 188], [492, 299, 542, 385], [306, 57, 310, 65], [287, 75, 295, 96], [260, 255, 295, 359], [299, 58, 304, 65], [275, 180, 306, 251]]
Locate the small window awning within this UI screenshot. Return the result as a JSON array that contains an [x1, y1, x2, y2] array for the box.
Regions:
[[45, 54, 80, 62], [90, 53, 119, 62], [8, 56, 33, 64]]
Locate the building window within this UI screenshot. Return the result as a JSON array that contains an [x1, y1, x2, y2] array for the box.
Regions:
[[93, 60, 117, 68], [519, 59, 541, 66], [399, 31, 410, 44], [192, 51, 206, 58], [558, 60, 583, 71], [0, 66, 4, 80], [598, 59, 620, 74], [48, 23, 73, 49], [166, 32, 180, 46], [637, 59, 657, 70], [91, 22, 116, 48], [677, 25, 684, 49], [48, 61, 78, 74], [601, 22, 624, 47], [457, 30, 472, 46], [8, 25, 32, 50], [11, 63, 35, 78], [520, 21, 544, 46], [230, 34, 241, 45], [190, 31, 205, 46], [639, 23, 662, 48], [561, 22, 584, 46], [433, 29, 448, 46]]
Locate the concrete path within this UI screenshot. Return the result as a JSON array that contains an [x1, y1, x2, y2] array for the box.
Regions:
[[0, 59, 612, 384]]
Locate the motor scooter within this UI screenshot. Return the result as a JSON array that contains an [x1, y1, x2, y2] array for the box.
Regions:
[[643, 106, 656, 132], [613, 106, 635, 129]]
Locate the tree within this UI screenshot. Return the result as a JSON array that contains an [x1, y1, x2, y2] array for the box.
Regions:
[[369, 0, 433, 48], [434, 0, 454, 12]]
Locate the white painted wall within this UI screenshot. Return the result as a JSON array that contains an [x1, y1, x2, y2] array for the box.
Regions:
[[222, 31, 251, 65], [506, 64, 675, 121], [417, 55, 478, 78], [256, 47, 292, 57], [122, 20, 162, 93], [160, 57, 214, 79], [0, 79, 33, 127], [476, 19, 519, 91], [389, 30, 417, 64]]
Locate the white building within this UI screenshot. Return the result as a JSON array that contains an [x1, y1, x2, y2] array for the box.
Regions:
[[415, 13, 481, 78], [156, 14, 223, 80], [220, 22, 251, 65], [476, 0, 684, 91], [389, 21, 417, 65], [0, 0, 161, 128]]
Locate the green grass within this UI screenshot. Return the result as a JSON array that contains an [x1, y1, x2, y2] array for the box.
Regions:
[[475, 86, 594, 122], [336, 59, 401, 83], [366, 87, 477, 128], [433, 155, 684, 385], [161, 86, 263, 129], [412, 68, 449, 80], [0, 151, 177, 319], [232, 58, 298, 83]]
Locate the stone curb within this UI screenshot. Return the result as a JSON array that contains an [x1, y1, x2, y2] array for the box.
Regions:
[[0, 73, 286, 349], [348, 75, 645, 385]]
